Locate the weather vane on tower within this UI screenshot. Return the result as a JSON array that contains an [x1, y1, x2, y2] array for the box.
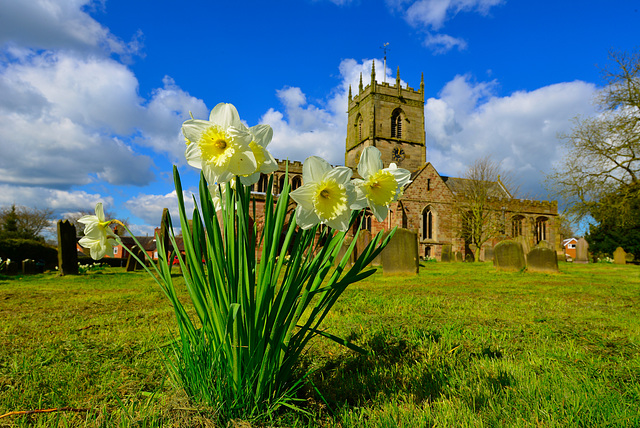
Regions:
[[380, 42, 390, 83]]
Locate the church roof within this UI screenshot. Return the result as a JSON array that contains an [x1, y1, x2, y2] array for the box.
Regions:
[[440, 176, 512, 199]]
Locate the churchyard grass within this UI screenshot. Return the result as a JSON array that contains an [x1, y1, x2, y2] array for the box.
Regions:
[[1, 262, 638, 426]]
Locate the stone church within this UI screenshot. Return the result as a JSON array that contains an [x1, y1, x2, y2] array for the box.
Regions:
[[259, 62, 558, 261]]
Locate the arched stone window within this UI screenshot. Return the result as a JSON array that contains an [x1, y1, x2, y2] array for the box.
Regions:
[[256, 174, 269, 193], [291, 175, 302, 190], [421, 206, 434, 240], [364, 212, 372, 232], [391, 108, 404, 138], [535, 216, 548, 243], [278, 174, 286, 194], [512, 215, 524, 237]]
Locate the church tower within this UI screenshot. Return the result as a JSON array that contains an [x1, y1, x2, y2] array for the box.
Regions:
[[345, 61, 426, 172]]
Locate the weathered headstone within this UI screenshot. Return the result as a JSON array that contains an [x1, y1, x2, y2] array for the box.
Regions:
[[625, 252, 634, 263], [575, 238, 589, 263], [494, 240, 526, 272], [125, 245, 146, 271], [441, 244, 452, 262], [514, 235, 530, 262], [613, 247, 626, 265], [22, 259, 36, 275], [455, 251, 463, 262], [381, 228, 419, 275], [57, 219, 78, 275], [354, 229, 372, 263], [536, 240, 553, 250], [527, 247, 559, 273], [484, 246, 494, 262]]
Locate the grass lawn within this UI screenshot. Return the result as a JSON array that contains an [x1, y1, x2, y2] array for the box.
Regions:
[[0, 261, 639, 427]]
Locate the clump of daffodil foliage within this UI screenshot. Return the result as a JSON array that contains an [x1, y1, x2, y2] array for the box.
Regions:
[[79, 102, 410, 421]]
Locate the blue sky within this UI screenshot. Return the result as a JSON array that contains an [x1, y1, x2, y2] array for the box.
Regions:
[[0, 0, 638, 236]]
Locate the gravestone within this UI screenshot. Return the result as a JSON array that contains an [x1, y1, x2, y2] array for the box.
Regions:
[[536, 240, 553, 250], [625, 252, 634, 263], [125, 245, 146, 271], [455, 251, 463, 262], [484, 246, 494, 262], [613, 247, 626, 265], [57, 219, 78, 275], [494, 240, 526, 272], [22, 259, 36, 275], [5, 259, 19, 275], [381, 228, 419, 275], [514, 235, 530, 261], [441, 244, 452, 262], [575, 238, 589, 263], [465, 253, 474, 262], [527, 247, 559, 273], [336, 236, 355, 268], [354, 229, 372, 264]]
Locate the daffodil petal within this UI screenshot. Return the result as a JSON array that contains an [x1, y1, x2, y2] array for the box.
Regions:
[[185, 142, 203, 169], [358, 146, 383, 178], [302, 156, 332, 183], [296, 205, 321, 230], [325, 208, 351, 231], [228, 151, 257, 176], [181, 119, 212, 143], [209, 103, 245, 130], [350, 182, 368, 210], [249, 124, 273, 147], [77, 215, 99, 226], [290, 184, 317, 211], [95, 202, 105, 222], [239, 171, 261, 186], [325, 166, 353, 185], [370, 202, 389, 222]]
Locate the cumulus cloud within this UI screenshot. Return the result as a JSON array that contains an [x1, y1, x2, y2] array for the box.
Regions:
[[0, 0, 140, 56], [386, 0, 503, 52], [262, 58, 401, 165], [425, 74, 597, 197], [124, 190, 196, 227], [0, 184, 113, 213]]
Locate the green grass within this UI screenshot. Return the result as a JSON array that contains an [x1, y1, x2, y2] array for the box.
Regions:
[[0, 262, 639, 427]]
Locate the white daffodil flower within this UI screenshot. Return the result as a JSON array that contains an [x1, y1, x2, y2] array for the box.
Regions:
[[208, 178, 236, 212], [239, 124, 278, 186], [290, 156, 355, 231], [183, 103, 257, 185], [78, 202, 118, 260], [351, 146, 411, 221]]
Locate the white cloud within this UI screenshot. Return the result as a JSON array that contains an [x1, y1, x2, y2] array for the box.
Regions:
[[424, 33, 468, 53], [0, 0, 139, 56], [124, 191, 196, 227], [0, 184, 113, 213], [262, 58, 402, 165], [425, 75, 597, 197]]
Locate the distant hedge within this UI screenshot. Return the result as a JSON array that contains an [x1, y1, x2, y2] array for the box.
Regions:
[[0, 239, 58, 269]]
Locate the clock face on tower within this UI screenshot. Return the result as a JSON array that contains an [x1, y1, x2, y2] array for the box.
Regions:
[[392, 147, 405, 163]]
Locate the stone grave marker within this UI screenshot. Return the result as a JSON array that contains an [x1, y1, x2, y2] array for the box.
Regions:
[[125, 245, 146, 271], [381, 228, 419, 275], [454, 251, 463, 262], [441, 244, 452, 262], [536, 240, 553, 250], [484, 246, 494, 262], [465, 253, 474, 262], [514, 235, 530, 261], [613, 247, 626, 265], [335, 236, 355, 268], [22, 259, 36, 275], [625, 252, 634, 263], [494, 240, 526, 271], [57, 219, 78, 275], [575, 238, 589, 263], [527, 247, 559, 273], [354, 229, 372, 264]]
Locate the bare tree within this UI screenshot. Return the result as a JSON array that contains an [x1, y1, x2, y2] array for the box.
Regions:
[[549, 49, 640, 226], [0, 204, 54, 241], [452, 156, 518, 262]]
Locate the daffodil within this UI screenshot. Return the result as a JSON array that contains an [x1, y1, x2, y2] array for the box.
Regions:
[[183, 103, 257, 185], [239, 124, 278, 186], [290, 156, 355, 231], [78, 202, 118, 260], [351, 146, 411, 221]]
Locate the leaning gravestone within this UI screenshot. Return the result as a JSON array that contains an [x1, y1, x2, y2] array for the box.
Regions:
[[57, 219, 78, 275], [125, 245, 146, 271], [381, 228, 419, 275], [494, 240, 526, 272], [514, 235, 530, 262], [22, 259, 36, 275], [527, 247, 559, 273], [575, 238, 589, 263], [613, 247, 626, 265], [441, 244, 452, 262]]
